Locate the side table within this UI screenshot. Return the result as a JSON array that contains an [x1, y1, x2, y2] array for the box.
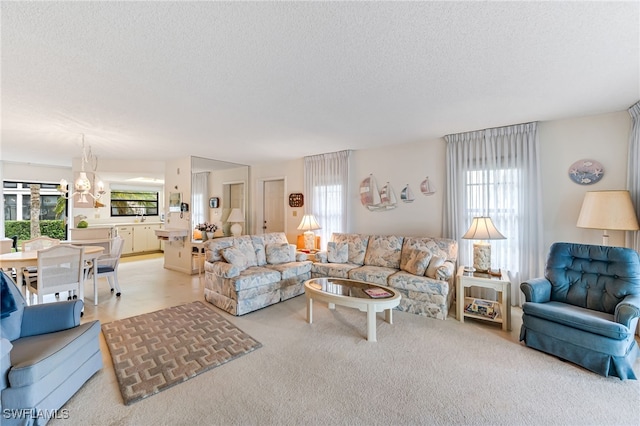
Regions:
[[456, 266, 511, 331]]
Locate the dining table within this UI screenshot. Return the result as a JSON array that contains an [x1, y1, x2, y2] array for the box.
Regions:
[[0, 245, 105, 304]]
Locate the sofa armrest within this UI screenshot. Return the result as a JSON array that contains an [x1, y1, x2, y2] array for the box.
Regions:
[[520, 277, 552, 303], [436, 261, 455, 281], [1, 338, 12, 390], [209, 261, 241, 279], [314, 251, 328, 263], [615, 294, 640, 329], [20, 300, 83, 338]]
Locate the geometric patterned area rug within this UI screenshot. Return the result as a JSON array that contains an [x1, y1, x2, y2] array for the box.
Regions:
[[101, 301, 262, 405]]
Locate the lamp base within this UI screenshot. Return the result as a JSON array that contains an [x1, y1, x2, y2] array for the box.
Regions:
[[303, 231, 316, 251], [463, 266, 476, 273], [473, 242, 491, 273], [230, 223, 242, 237]]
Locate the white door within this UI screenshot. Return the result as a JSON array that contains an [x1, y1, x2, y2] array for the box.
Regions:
[[262, 180, 284, 234]]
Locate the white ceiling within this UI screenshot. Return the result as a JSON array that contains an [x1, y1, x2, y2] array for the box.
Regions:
[[1, 1, 638, 168]]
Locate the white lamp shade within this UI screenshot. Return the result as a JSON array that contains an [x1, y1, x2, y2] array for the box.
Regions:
[[462, 217, 506, 240], [577, 190, 639, 231], [227, 208, 245, 223], [297, 214, 321, 231]]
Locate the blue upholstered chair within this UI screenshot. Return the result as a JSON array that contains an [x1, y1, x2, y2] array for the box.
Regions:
[[520, 242, 640, 380], [0, 270, 102, 425]]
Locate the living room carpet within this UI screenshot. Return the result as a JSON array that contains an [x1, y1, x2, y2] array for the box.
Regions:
[[101, 301, 262, 405]]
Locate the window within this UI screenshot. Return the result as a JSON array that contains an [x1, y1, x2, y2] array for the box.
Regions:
[[22, 195, 61, 220], [110, 191, 159, 217], [465, 168, 520, 271]]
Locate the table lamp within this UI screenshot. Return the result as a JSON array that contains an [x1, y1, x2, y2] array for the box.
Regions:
[[297, 214, 321, 251], [227, 208, 245, 236], [462, 216, 506, 272], [576, 190, 639, 245]]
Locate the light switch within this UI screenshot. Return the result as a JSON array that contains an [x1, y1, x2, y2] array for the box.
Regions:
[[293, 211, 297, 217]]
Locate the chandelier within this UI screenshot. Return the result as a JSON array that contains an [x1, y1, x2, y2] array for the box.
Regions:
[[59, 135, 106, 204]]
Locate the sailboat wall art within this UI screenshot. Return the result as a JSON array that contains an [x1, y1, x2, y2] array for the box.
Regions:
[[400, 184, 415, 203], [360, 174, 397, 211], [420, 177, 436, 196]]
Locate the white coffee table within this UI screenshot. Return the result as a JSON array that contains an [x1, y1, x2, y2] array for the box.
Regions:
[[304, 277, 401, 342]]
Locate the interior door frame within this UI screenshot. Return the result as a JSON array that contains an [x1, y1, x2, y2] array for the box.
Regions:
[[255, 176, 287, 235]]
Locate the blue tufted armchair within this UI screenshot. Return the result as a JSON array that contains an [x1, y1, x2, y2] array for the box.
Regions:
[[520, 242, 640, 380]]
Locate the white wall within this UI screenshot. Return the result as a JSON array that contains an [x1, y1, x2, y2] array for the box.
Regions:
[[247, 110, 632, 253], [538, 111, 631, 250], [162, 157, 193, 274], [250, 158, 304, 243], [350, 138, 446, 237]]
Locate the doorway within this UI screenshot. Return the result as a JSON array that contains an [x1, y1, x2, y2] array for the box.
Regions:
[[262, 179, 284, 234]]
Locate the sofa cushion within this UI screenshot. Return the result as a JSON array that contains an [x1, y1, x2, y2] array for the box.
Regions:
[[332, 233, 369, 265], [8, 320, 100, 387], [327, 242, 348, 263], [522, 301, 631, 340], [403, 237, 457, 262], [265, 261, 312, 280], [234, 236, 259, 267], [227, 267, 282, 292], [364, 235, 404, 269], [252, 233, 290, 266], [426, 256, 445, 278], [311, 262, 360, 279], [221, 246, 250, 271], [205, 237, 234, 262], [388, 271, 450, 296], [400, 249, 432, 276], [348, 265, 397, 286], [266, 243, 293, 264]]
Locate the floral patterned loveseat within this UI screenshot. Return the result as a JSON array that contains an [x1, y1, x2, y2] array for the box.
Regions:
[[203, 232, 311, 315], [311, 233, 458, 320]]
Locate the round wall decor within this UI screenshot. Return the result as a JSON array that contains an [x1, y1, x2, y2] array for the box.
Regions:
[[568, 159, 604, 185]]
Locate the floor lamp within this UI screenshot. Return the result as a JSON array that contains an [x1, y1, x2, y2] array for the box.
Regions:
[[576, 190, 639, 245]]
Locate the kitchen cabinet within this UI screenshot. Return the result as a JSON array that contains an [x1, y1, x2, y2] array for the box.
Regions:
[[116, 226, 134, 255], [69, 227, 115, 240], [116, 223, 162, 255]]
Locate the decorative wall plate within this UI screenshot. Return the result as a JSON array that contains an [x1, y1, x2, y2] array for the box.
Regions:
[[289, 193, 303, 207], [568, 159, 604, 185]]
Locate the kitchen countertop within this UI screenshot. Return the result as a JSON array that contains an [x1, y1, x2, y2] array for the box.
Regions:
[[71, 222, 164, 230]]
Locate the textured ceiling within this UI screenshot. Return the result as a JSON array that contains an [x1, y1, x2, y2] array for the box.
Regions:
[[1, 1, 638, 168]]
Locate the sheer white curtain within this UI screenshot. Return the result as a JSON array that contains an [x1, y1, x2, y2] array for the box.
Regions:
[[443, 122, 544, 305], [304, 150, 351, 249], [626, 101, 640, 252], [191, 172, 209, 226]]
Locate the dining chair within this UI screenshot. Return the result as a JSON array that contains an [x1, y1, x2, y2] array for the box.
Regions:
[[21, 236, 61, 288], [26, 245, 86, 305], [90, 236, 124, 303]]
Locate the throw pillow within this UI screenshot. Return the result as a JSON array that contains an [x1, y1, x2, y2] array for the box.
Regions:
[[265, 243, 292, 264], [400, 249, 432, 276], [425, 256, 445, 278], [327, 242, 348, 263], [1, 272, 18, 319], [220, 246, 249, 271]]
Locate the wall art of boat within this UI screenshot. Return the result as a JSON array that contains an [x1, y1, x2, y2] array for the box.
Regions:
[[420, 177, 436, 196], [400, 184, 415, 203], [360, 174, 397, 211]]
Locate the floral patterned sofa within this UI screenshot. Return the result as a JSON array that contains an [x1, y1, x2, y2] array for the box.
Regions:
[[203, 232, 311, 315], [312, 233, 458, 320]]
